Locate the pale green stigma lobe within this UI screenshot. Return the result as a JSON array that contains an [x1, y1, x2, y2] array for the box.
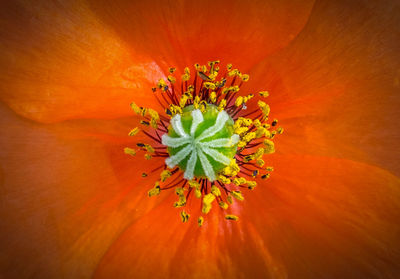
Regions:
[[162, 106, 239, 181]]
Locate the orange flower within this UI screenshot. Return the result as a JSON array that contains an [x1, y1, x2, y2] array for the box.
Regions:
[[1, 1, 400, 278]]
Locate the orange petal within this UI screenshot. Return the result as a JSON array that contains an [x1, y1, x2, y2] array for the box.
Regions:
[[0, 103, 166, 277], [248, 0, 400, 117], [94, 154, 400, 278], [0, 1, 163, 123], [244, 154, 400, 278], [93, 198, 286, 279], [245, 0, 400, 174], [89, 0, 314, 71]]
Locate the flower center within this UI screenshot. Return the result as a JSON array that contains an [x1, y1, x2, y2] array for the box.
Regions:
[[125, 61, 282, 224], [162, 105, 239, 181]]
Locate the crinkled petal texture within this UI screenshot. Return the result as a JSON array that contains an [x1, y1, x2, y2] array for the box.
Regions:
[[1, 0, 400, 279], [88, 0, 315, 71], [248, 0, 400, 175], [0, 103, 169, 278], [0, 0, 163, 123], [94, 156, 400, 279], [0, 0, 314, 123]]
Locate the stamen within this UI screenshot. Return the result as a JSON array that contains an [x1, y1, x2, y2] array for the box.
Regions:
[[126, 61, 280, 225]]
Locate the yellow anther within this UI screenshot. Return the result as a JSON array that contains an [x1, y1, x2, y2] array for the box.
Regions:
[[253, 119, 262, 128], [233, 120, 242, 129], [231, 190, 244, 201], [182, 73, 190, 82], [199, 101, 207, 113], [193, 96, 201, 109], [203, 82, 216, 90], [183, 93, 193, 101], [148, 108, 159, 127], [218, 174, 231, 184], [208, 60, 220, 74], [237, 141, 247, 148], [169, 104, 183, 116], [188, 180, 200, 188], [256, 159, 265, 167], [230, 159, 240, 172], [255, 127, 266, 138], [174, 195, 187, 208], [234, 126, 249, 135], [219, 201, 229, 210], [254, 148, 264, 159], [144, 154, 152, 160], [238, 117, 253, 126], [222, 159, 240, 176], [228, 69, 239, 77], [123, 147, 136, 156], [262, 123, 271, 129], [227, 195, 233, 204], [169, 67, 176, 74], [210, 91, 217, 103], [247, 181, 257, 190], [179, 95, 188, 108], [208, 72, 218, 80], [215, 79, 225, 88], [233, 178, 241, 186], [139, 107, 148, 117], [202, 193, 216, 214], [148, 182, 161, 197], [222, 167, 232, 177], [243, 155, 253, 163], [235, 96, 243, 107], [128, 127, 140, 136], [266, 166, 274, 171], [157, 78, 167, 90], [243, 94, 254, 103], [188, 180, 202, 198], [130, 102, 141, 114], [160, 170, 172, 182], [243, 132, 256, 143], [227, 64, 233, 71], [175, 187, 185, 196], [258, 101, 270, 118], [277, 127, 284, 134], [238, 177, 247, 184], [225, 215, 239, 221], [218, 99, 227, 111], [167, 75, 176, 83], [222, 85, 240, 94], [211, 185, 221, 197], [263, 139, 275, 154], [144, 144, 155, 153], [184, 67, 190, 75], [198, 216, 204, 227], [180, 210, 190, 223], [203, 193, 215, 204], [259, 91, 269, 97], [241, 74, 249, 82], [194, 189, 202, 199]]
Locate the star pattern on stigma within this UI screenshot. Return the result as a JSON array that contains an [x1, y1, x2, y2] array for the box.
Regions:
[[125, 61, 283, 225], [162, 109, 240, 181]]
